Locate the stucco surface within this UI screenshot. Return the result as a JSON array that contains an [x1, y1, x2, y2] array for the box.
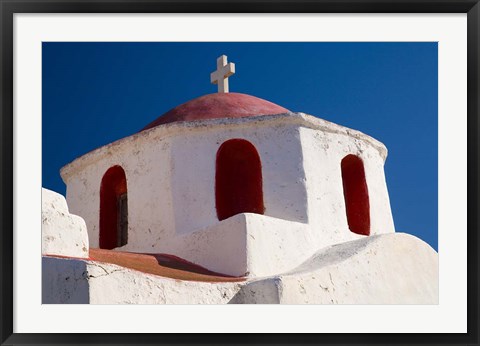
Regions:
[[60, 112, 393, 277], [175, 213, 313, 277], [42, 256, 245, 304], [300, 126, 395, 239], [42, 188, 89, 258], [42, 233, 438, 304], [232, 233, 438, 304]]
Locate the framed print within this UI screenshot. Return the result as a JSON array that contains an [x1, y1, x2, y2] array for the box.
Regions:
[[1, 0, 479, 345]]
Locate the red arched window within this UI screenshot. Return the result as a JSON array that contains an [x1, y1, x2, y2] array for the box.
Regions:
[[100, 165, 128, 249], [215, 139, 265, 221], [341, 155, 370, 236]]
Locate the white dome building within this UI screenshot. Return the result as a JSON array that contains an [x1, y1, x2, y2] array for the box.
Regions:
[[42, 56, 438, 304]]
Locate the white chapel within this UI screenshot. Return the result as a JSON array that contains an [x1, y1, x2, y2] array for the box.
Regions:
[[42, 56, 438, 304]]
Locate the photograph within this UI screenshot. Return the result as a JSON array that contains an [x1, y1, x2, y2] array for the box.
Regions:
[[41, 42, 439, 305]]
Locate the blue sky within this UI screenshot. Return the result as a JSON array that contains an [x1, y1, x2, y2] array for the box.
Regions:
[[42, 42, 438, 250]]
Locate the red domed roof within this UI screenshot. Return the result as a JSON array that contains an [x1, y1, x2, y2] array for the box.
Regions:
[[141, 92, 289, 131]]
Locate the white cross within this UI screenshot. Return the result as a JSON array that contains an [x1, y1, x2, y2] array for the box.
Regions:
[[210, 55, 235, 93]]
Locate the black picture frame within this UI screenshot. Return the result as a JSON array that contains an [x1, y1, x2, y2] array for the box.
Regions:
[[1, 1, 478, 345]]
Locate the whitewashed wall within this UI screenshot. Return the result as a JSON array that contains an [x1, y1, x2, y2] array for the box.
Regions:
[[42, 188, 89, 258], [299, 121, 395, 248], [61, 113, 395, 277], [62, 129, 176, 250], [169, 120, 307, 235], [42, 256, 244, 304], [42, 232, 438, 304]]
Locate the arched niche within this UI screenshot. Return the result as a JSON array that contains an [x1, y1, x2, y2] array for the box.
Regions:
[[341, 155, 370, 236], [215, 139, 265, 221], [99, 165, 128, 249]]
